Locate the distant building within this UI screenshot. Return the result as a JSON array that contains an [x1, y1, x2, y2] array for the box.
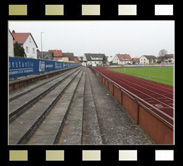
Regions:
[[62, 52, 75, 63], [162, 54, 174, 64], [112, 54, 132, 65], [83, 53, 106, 67], [131, 57, 139, 64], [139, 55, 157, 65], [8, 30, 14, 57], [37, 50, 54, 60], [12, 30, 38, 59], [74, 56, 81, 63], [49, 50, 63, 61], [107, 55, 114, 63]]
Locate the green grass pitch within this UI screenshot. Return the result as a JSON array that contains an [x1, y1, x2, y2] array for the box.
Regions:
[[108, 67, 173, 86]]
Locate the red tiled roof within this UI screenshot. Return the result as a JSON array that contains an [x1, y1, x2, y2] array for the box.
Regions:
[[132, 57, 139, 61], [49, 50, 63, 57], [12, 32, 30, 44], [117, 54, 132, 61], [12, 31, 38, 48]]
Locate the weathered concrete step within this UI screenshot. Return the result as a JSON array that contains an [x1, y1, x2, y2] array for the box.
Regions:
[[9, 68, 80, 102], [58, 70, 85, 145], [9, 66, 80, 92], [26, 70, 83, 145], [9, 69, 82, 145], [82, 68, 103, 145], [9, 67, 82, 122]]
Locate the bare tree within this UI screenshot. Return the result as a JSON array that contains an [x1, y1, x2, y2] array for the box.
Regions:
[[158, 49, 168, 57]]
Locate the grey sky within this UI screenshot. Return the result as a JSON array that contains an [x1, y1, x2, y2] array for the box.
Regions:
[[9, 21, 174, 58]]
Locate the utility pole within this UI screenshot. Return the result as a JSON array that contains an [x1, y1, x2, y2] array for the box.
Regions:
[[41, 32, 44, 59]]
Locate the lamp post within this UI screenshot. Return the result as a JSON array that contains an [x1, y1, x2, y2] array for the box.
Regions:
[[41, 32, 44, 59]]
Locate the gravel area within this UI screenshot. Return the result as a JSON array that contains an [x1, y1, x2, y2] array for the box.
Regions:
[[87, 68, 154, 145]]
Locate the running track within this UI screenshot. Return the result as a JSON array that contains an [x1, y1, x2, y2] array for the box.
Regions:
[[93, 67, 174, 127]]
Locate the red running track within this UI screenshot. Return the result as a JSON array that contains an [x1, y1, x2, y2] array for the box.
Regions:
[[93, 67, 174, 127]]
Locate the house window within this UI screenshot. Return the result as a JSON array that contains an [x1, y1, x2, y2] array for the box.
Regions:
[[33, 48, 35, 54], [26, 46, 29, 53], [29, 37, 31, 42]]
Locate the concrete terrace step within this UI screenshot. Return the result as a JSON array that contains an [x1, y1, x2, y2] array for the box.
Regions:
[[9, 69, 82, 145], [9, 67, 81, 122], [58, 69, 86, 145], [82, 68, 103, 145], [9, 68, 80, 102], [27, 70, 83, 145]]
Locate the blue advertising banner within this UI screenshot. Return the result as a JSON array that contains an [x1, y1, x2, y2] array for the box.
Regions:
[[9, 57, 80, 79]]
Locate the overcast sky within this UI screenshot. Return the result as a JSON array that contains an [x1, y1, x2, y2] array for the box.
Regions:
[[9, 21, 174, 58]]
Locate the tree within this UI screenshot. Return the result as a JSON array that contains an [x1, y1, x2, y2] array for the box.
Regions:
[[158, 49, 168, 57], [157, 49, 168, 63], [14, 42, 26, 57], [103, 55, 107, 65]]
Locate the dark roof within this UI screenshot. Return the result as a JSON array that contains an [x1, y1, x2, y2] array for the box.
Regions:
[[37, 51, 54, 60], [164, 54, 174, 58], [84, 53, 105, 61], [62, 52, 75, 61], [143, 55, 157, 59]]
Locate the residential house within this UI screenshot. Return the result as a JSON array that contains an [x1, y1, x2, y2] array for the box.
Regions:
[[107, 55, 114, 63], [157, 56, 164, 64], [12, 30, 38, 59], [139, 55, 157, 65], [49, 50, 63, 61], [79, 56, 87, 66], [83, 53, 106, 67], [62, 52, 75, 63], [74, 56, 81, 63], [8, 30, 14, 57], [162, 54, 174, 64], [131, 57, 139, 64], [37, 50, 54, 60], [112, 54, 132, 65]]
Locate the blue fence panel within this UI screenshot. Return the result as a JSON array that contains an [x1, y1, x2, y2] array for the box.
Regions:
[[9, 57, 81, 79]]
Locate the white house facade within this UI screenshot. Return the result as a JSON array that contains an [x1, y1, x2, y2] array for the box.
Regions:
[[23, 35, 38, 59], [12, 31, 38, 59], [139, 55, 157, 65], [83, 53, 105, 67], [112, 55, 120, 64], [8, 30, 14, 57], [163, 54, 174, 64], [112, 54, 132, 65]]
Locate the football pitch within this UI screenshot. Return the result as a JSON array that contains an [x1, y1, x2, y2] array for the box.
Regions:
[[108, 66, 173, 86]]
